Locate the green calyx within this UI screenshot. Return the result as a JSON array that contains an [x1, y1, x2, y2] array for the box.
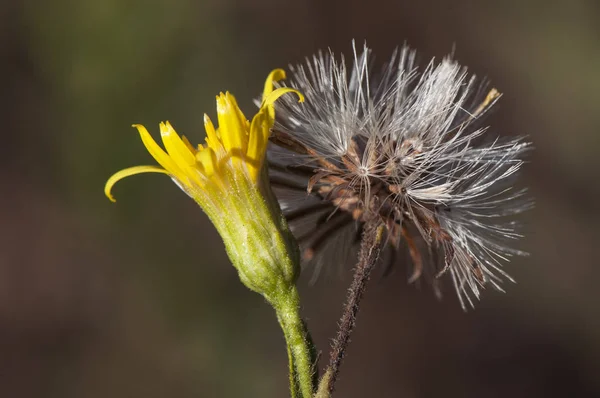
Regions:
[[203, 173, 299, 302]]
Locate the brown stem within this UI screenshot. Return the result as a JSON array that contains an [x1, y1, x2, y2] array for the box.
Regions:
[[326, 219, 385, 394]]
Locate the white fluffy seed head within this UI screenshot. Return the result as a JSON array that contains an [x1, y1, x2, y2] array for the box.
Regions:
[[268, 40, 532, 309]]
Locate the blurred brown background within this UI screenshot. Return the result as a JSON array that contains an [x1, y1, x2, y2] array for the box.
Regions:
[[1, 0, 599, 396]]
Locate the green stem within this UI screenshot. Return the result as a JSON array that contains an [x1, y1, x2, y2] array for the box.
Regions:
[[285, 343, 298, 398], [314, 368, 332, 398], [273, 286, 315, 398]]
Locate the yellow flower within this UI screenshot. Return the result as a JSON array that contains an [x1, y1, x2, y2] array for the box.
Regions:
[[105, 70, 304, 299], [105, 69, 301, 204]]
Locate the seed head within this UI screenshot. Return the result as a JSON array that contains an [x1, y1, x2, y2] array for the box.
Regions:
[[268, 41, 532, 309]]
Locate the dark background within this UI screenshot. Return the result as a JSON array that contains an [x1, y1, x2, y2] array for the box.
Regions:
[[1, 0, 599, 396]]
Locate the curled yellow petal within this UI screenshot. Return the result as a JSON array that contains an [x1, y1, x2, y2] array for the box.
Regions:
[[261, 87, 304, 108], [105, 165, 169, 202], [263, 69, 286, 99]]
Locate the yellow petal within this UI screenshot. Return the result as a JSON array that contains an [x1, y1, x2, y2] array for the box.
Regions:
[[246, 108, 269, 181], [216, 92, 247, 153], [181, 135, 196, 154], [225, 92, 250, 133], [133, 124, 182, 175], [105, 165, 169, 202], [203, 113, 222, 152], [261, 87, 304, 121], [196, 147, 218, 177], [160, 121, 196, 167], [261, 87, 304, 108], [262, 69, 286, 99]]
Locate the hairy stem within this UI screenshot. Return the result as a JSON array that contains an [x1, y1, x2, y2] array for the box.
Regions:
[[286, 343, 298, 398], [326, 220, 385, 394], [314, 368, 333, 398], [274, 286, 316, 398]]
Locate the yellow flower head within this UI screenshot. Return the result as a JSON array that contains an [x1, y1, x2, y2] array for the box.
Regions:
[[104, 70, 304, 300], [105, 69, 302, 204]]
